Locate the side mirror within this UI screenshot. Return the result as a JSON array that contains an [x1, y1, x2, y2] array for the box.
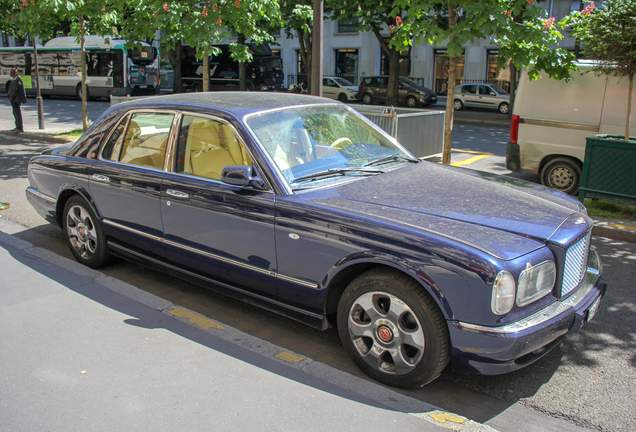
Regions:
[[221, 165, 268, 190]]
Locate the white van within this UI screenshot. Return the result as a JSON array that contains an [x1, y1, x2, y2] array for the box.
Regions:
[[506, 60, 636, 195]]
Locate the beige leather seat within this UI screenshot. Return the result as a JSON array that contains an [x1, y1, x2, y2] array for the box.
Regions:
[[184, 119, 250, 180]]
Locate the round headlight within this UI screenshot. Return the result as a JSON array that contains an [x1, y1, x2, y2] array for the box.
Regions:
[[491, 271, 516, 315]]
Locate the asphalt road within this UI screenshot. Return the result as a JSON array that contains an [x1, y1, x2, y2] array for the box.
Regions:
[[1, 104, 635, 431]]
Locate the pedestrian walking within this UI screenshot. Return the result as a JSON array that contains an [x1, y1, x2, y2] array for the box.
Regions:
[[7, 68, 27, 132]]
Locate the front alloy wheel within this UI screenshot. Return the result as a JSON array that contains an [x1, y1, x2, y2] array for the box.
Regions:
[[337, 268, 450, 388]]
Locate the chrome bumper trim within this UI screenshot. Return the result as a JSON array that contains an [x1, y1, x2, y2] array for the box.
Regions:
[[26, 187, 56, 205], [459, 250, 602, 335]]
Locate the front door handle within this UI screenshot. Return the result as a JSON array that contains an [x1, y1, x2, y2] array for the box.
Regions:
[[166, 189, 189, 199], [92, 174, 110, 182]]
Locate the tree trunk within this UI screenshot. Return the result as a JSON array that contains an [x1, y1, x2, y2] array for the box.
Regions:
[[169, 40, 183, 94], [297, 27, 312, 91], [442, 3, 460, 165], [386, 49, 400, 106], [508, 61, 517, 121], [626, 73, 633, 141], [203, 45, 209, 92], [80, 16, 88, 131], [238, 34, 246, 91]]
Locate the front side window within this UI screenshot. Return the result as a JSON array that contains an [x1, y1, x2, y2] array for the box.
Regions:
[[175, 115, 252, 181], [246, 104, 417, 189], [102, 112, 173, 169]]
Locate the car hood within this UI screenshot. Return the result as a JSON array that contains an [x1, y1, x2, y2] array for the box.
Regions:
[[303, 162, 587, 260]]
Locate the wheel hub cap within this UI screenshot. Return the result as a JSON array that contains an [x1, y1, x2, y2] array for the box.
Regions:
[[377, 324, 394, 343]]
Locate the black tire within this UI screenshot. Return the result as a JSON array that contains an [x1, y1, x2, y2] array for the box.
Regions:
[[337, 268, 450, 388], [192, 83, 203, 93], [75, 84, 83, 101], [453, 99, 464, 110], [406, 95, 418, 108], [63, 195, 111, 269], [362, 93, 373, 105], [541, 157, 582, 195], [338, 93, 348, 102], [499, 102, 509, 114]]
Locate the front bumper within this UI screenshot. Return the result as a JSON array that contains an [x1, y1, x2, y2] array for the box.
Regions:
[[449, 249, 607, 375]]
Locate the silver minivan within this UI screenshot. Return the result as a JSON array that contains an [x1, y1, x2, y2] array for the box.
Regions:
[[454, 83, 510, 114]]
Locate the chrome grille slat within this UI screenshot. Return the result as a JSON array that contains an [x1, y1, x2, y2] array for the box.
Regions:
[[562, 231, 591, 297]]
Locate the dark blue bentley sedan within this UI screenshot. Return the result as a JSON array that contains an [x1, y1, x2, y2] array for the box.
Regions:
[[26, 93, 607, 388]]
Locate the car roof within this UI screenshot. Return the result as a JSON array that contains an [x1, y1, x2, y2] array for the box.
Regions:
[[111, 92, 337, 119]]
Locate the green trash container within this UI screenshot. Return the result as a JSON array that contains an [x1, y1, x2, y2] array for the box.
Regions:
[[578, 134, 636, 218]]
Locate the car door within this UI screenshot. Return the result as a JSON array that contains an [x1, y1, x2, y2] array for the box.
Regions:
[[322, 78, 337, 99], [89, 110, 176, 258], [376, 77, 389, 103], [478, 85, 498, 109], [160, 113, 277, 298], [460, 84, 479, 107]]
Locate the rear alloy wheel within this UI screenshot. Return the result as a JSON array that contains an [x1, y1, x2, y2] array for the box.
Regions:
[[453, 99, 464, 110], [338, 93, 348, 102], [362, 93, 373, 105], [63, 195, 111, 269], [337, 268, 450, 388], [406, 95, 418, 108], [499, 102, 509, 114], [541, 157, 582, 195]]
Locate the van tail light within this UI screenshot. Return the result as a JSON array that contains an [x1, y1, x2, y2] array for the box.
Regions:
[[510, 115, 520, 144]]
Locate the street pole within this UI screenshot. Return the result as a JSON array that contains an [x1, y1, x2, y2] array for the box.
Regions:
[[32, 36, 45, 129], [310, 0, 323, 96]]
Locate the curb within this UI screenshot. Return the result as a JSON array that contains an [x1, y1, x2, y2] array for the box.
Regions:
[[591, 216, 636, 244], [0, 218, 497, 432], [0, 130, 73, 144]]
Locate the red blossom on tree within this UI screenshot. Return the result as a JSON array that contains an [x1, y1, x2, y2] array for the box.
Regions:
[[202, 6, 208, 17], [163, 2, 169, 11], [582, 4, 595, 15], [235, 0, 240, 7], [544, 17, 555, 29], [216, 18, 222, 25]]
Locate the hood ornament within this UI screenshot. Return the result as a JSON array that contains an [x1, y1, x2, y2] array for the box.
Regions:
[[575, 217, 586, 225]]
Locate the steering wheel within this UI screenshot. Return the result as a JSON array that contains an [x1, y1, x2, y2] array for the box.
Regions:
[[330, 137, 353, 150]]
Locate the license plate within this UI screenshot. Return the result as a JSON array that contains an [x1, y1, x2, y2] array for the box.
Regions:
[[586, 297, 601, 322]]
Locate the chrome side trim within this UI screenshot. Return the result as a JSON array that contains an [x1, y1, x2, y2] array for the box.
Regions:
[[277, 274, 320, 289], [521, 118, 599, 133], [103, 218, 318, 288], [164, 238, 276, 277], [26, 187, 56, 205], [459, 253, 602, 335], [103, 219, 165, 243], [107, 241, 324, 320]]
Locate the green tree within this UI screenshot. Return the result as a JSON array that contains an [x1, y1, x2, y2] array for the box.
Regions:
[[281, 0, 313, 90], [566, 0, 636, 141], [326, 0, 413, 106], [396, 0, 577, 164]]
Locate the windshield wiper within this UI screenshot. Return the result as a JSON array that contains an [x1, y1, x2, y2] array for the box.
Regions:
[[364, 155, 419, 167], [290, 167, 384, 184]]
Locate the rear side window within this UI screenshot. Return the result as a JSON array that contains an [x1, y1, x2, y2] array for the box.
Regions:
[[101, 112, 174, 170], [461, 85, 477, 94]]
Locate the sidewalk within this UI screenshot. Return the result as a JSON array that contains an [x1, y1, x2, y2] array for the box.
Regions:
[[0, 218, 489, 432]]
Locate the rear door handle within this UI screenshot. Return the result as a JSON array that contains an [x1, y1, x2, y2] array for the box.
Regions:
[[92, 174, 110, 182], [166, 189, 189, 199]]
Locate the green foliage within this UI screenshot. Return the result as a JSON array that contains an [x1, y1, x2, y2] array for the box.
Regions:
[[566, 0, 636, 79]]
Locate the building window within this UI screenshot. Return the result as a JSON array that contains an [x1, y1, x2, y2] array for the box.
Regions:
[[433, 49, 465, 95], [335, 48, 358, 84], [271, 49, 281, 58], [380, 39, 411, 77], [338, 19, 358, 33], [486, 49, 511, 92]]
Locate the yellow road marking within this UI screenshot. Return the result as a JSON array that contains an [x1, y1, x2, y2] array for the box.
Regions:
[[609, 223, 636, 232], [169, 307, 225, 330], [428, 412, 466, 424], [452, 148, 488, 154], [451, 153, 493, 167], [275, 352, 305, 363]]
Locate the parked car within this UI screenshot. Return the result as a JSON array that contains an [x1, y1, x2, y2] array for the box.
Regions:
[[358, 76, 437, 107], [454, 83, 510, 114], [322, 77, 358, 102], [507, 60, 636, 195], [26, 93, 606, 388]]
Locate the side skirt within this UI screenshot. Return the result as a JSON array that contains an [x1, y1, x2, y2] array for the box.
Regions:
[[107, 241, 329, 331]]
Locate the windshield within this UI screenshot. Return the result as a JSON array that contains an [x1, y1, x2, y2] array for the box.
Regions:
[[399, 77, 420, 88], [490, 84, 508, 94], [333, 77, 354, 86], [259, 58, 282, 73], [245, 105, 417, 190]]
